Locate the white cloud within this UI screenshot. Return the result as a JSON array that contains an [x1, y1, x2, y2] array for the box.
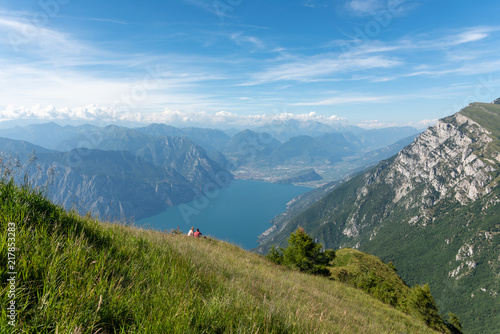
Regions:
[[128, 109, 347, 126], [413, 119, 438, 129], [0, 104, 348, 127], [0, 104, 121, 122]]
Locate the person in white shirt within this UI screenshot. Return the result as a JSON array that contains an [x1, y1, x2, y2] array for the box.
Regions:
[[187, 227, 194, 237]]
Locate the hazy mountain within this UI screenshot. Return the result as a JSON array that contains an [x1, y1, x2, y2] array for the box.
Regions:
[[134, 123, 232, 168], [350, 126, 422, 151], [0, 121, 232, 154], [56, 125, 152, 152], [225, 131, 364, 167], [0, 122, 98, 151], [40, 149, 194, 220], [0, 137, 57, 156], [0, 135, 233, 221], [257, 101, 500, 333], [256, 119, 346, 142], [135, 123, 231, 152], [136, 136, 232, 188], [223, 129, 281, 165], [339, 134, 419, 171], [255, 119, 420, 150]]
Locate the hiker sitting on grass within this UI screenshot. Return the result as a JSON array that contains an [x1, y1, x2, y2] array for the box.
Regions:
[[187, 227, 194, 237], [194, 228, 202, 238]]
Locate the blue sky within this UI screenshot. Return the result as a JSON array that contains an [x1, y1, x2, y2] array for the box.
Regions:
[[0, 0, 499, 128]]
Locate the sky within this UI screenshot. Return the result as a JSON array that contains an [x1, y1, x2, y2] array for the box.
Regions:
[[0, 0, 500, 129]]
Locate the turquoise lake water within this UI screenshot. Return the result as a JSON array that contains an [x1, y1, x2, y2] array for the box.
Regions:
[[137, 180, 311, 249]]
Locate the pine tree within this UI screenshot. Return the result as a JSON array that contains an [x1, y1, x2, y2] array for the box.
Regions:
[[267, 227, 335, 276]]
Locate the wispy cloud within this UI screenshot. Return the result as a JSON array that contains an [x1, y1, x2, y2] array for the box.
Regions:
[[345, 0, 417, 17], [230, 32, 266, 50], [302, 0, 330, 8], [291, 95, 391, 106], [237, 25, 499, 86], [330, 26, 500, 82], [60, 15, 129, 25], [243, 54, 401, 85], [183, 0, 236, 18], [0, 16, 90, 57], [436, 26, 499, 47], [346, 0, 385, 16]]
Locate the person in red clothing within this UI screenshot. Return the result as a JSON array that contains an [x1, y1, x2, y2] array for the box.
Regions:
[[193, 228, 202, 238]]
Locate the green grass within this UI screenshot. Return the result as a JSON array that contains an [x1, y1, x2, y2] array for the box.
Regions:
[[330, 248, 411, 308], [460, 102, 500, 162], [0, 179, 442, 333]]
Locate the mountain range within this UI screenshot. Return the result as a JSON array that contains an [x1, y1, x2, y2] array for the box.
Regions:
[[256, 101, 500, 333], [0, 120, 420, 221]]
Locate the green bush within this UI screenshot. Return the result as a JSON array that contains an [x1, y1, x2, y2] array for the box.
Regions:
[[266, 228, 335, 276], [406, 284, 448, 333]]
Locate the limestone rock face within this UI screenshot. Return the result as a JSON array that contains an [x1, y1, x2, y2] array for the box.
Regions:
[[340, 110, 499, 238], [388, 113, 495, 205]]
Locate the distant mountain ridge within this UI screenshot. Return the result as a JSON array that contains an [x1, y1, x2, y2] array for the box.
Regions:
[[256, 101, 500, 333], [224, 127, 419, 167], [0, 119, 422, 219], [0, 135, 232, 221]]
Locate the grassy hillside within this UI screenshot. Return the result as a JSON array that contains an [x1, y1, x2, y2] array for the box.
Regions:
[[0, 179, 441, 333], [330, 248, 411, 308], [460, 102, 500, 159]]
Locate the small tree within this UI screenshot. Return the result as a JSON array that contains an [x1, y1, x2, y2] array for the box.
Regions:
[[267, 228, 335, 276]]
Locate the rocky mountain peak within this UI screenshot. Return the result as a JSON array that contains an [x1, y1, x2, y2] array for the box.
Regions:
[[492, 97, 500, 105]]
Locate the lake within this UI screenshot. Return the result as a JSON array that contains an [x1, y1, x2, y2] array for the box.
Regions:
[[137, 180, 311, 249]]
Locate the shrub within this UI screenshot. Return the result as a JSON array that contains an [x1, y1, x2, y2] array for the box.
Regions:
[[266, 228, 335, 276], [406, 284, 448, 332]]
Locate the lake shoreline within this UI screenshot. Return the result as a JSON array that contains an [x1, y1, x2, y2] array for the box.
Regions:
[[137, 180, 311, 249]]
